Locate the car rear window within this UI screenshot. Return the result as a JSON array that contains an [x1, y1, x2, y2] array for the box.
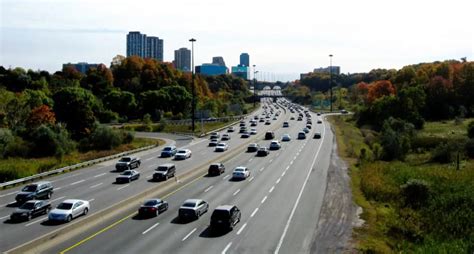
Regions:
[[182, 202, 196, 208], [144, 200, 158, 206], [120, 157, 131, 162], [157, 166, 169, 171], [211, 209, 230, 219]]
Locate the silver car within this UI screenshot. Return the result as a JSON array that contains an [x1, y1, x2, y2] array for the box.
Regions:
[[178, 199, 209, 220], [48, 199, 90, 222]]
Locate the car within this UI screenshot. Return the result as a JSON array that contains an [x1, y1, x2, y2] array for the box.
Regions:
[[239, 126, 248, 133], [290, 116, 295, 120], [341, 109, 348, 114], [269, 140, 281, 150], [247, 143, 259, 152], [210, 205, 241, 231], [48, 199, 90, 222], [241, 132, 250, 138], [283, 122, 289, 127], [273, 117, 277, 120], [265, 131, 275, 140], [257, 147, 270, 156], [210, 134, 219, 140], [281, 134, 291, 142], [160, 146, 177, 157], [232, 166, 250, 179], [265, 120, 271, 125], [306, 124, 312, 129], [116, 170, 140, 183], [254, 115, 259, 120], [115, 156, 141, 171], [221, 134, 231, 141], [210, 132, 220, 138], [215, 142, 229, 152], [313, 132, 322, 139], [227, 126, 235, 132], [10, 200, 51, 221], [153, 164, 176, 181], [250, 128, 257, 135], [239, 122, 246, 127], [303, 127, 310, 133], [208, 163, 225, 176], [317, 119, 322, 124], [298, 131, 306, 139], [208, 139, 219, 147], [175, 149, 192, 160], [259, 118, 265, 122], [138, 199, 168, 217], [317, 113, 321, 116], [250, 121, 257, 127], [15, 181, 54, 203], [297, 117, 303, 121], [179, 199, 209, 220]]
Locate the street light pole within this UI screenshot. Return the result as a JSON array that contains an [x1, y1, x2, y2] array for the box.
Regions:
[[190, 38, 196, 133], [253, 65, 258, 108], [329, 54, 333, 112]]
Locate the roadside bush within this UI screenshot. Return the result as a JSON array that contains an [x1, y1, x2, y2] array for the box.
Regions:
[[4, 136, 30, 157], [430, 142, 459, 163], [412, 136, 449, 150], [465, 139, 474, 158], [83, 125, 122, 150], [468, 120, 474, 138], [97, 110, 119, 123], [121, 131, 134, 144], [0, 128, 14, 158], [401, 179, 430, 208], [29, 125, 75, 158], [380, 118, 415, 161]]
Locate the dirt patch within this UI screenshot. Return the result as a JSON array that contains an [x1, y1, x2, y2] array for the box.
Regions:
[[310, 135, 361, 253]]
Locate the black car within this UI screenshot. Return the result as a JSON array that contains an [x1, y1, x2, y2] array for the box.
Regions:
[[208, 163, 225, 176], [138, 199, 169, 217], [15, 181, 54, 203], [210, 205, 241, 231], [265, 131, 275, 140], [153, 164, 176, 181], [10, 200, 51, 221], [247, 143, 259, 152], [257, 147, 270, 156], [313, 132, 322, 139]]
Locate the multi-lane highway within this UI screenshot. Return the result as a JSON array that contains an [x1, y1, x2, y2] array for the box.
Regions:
[[0, 98, 350, 253]]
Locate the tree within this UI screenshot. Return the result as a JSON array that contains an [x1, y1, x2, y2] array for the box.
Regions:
[[53, 87, 98, 139], [82, 64, 114, 97], [380, 117, 415, 161], [29, 124, 75, 158], [103, 89, 137, 119], [27, 105, 56, 128], [367, 80, 396, 104]]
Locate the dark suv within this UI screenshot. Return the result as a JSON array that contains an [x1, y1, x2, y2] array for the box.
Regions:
[[153, 164, 176, 181], [115, 156, 141, 171], [210, 205, 241, 231], [265, 131, 275, 140], [208, 163, 225, 176], [15, 181, 54, 203]]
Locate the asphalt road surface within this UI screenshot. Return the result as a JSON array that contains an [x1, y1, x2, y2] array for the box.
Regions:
[[0, 98, 354, 253]]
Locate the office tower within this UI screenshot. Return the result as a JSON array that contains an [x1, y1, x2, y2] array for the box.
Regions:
[[174, 48, 191, 72], [126, 31, 164, 61], [146, 36, 164, 61], [212, 56, 226, 67], [240, 53, 250, 67]]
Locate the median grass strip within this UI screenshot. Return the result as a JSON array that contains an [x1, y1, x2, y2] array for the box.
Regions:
[[0, 138, 163, 183], [328, 115, 474, 253]]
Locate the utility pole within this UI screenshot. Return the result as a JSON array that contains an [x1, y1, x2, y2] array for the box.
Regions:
[[189, 38, 196, 133], [253, 64, 258, 108], [329, 54, 333, 112]]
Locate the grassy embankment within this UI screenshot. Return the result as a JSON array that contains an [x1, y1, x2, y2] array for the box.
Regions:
[[0, 138, 163, 183], [328, 115, 474, 253]]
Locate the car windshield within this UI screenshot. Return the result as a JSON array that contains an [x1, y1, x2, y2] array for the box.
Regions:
[[19, 202, 36, 210], [157, 167, 168, 171], [235, 168, 244, 172], [218, 144, 225, 146], [119, 157, 131, 162], [22, 185, 37, 192], [163, 147, 172, 151], [182, 202, 196, 208], [122, 171, 133, 175], [177, 150, 186, 154], [144, 200, 158, 206], [57, 203, 73, 210], [211, 210, 230, 219]]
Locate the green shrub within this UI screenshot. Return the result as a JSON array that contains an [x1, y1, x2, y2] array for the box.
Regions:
[[0, 128, 14, 158], [430, 141, 462, 163], [412, 136, 449, 150], [29, 125, 75, 158], [97, 110, 119, 123], [401, 179, 430, 208], [83, 125, 122, 150], [465, 139, 474, 158], [468, 120, 474, 138], [121, 131, 134, 144], [380, 118, 415, 161], [4, 136, 30, 157]]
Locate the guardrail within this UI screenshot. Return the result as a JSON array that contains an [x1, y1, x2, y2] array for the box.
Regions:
[[0, 144, 159, 190]]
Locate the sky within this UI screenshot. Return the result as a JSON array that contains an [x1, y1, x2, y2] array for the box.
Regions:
[[1, 0, 473, 81]]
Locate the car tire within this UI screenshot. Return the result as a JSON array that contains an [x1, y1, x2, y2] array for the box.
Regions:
[[46, 192, 52, 199], [83, 208, 88, 215], [27, 213, 32, 221], [165, 204, 169, 211], [45, 207, 51, 214], [66, 215, 72, 222]]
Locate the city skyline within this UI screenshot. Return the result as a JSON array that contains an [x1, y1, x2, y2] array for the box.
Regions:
[[1, 0, 472, 81]]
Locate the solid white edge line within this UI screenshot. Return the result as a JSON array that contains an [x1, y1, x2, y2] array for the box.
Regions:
[[182, 228, 197, 241], [236, 223, 247, 235], [222, 242, 232, 254], [274, 121, 326, 254], [223, 175, 230, 180], [142, 222, 160, 235]]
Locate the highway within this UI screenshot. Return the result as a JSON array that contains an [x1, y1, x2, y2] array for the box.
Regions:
[[0, 98, 294, 252], [35, 98, 337, 254]]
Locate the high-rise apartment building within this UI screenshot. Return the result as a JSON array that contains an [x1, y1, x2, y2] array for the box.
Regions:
[[212, 56, 226, 67], [240, 53, 250, 67], [126, 31, 163, 61], [174, 48, 191, 72]]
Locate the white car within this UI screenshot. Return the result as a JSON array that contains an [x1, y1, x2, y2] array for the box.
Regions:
[[232, 166, 250, 180], [221, 134, 231, 141], [48, 199, 90, 222], [215, 142, 229, 152], [281, 134, 291, 142], [250, 128, 257, 135], [227, 126, 235, 132], [269, 140, 281, 150], [175, 149, 192, 160]]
